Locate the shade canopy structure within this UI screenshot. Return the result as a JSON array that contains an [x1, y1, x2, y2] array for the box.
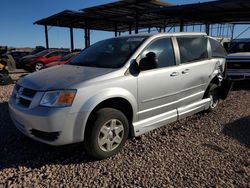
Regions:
[[155, 0, 250, 24], [34, 0, 250, 50], [34, 0, 174, 33]]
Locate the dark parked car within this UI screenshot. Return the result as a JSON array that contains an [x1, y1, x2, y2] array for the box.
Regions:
[[0, 51, 30, 69], [0, 46, 8, 56], [22, 50, 69, 71]]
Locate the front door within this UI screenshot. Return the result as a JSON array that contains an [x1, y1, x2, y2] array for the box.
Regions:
[[136, 37, 181, 128]]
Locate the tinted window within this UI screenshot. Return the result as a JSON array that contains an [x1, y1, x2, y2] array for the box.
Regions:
[[47, 51, 67, 57], [209, 38, 227, 58], [139, 38, 175, 70], [60, 53, 75, 61], [177, 37, 208, 64], [46, 52, 58, 57], [34, 50, 51, 57], [228, 42, 250, 53], [69, 37, 147, 68]]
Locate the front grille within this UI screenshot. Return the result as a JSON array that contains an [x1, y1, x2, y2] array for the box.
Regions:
[[226, 60, 250, 70], [19, 98, 31, 107], [22, 88, 36, 98], [30, 129, 60, 141], [14, 84, 37, 108], [14, 84, 21, 91]]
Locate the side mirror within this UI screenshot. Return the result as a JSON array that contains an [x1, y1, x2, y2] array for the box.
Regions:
[[129, 60, 140, 76]]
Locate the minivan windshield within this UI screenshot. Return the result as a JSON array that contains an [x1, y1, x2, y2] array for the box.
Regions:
[[69, 36, 147, 68]]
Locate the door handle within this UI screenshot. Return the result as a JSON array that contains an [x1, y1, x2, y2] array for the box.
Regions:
[[182, 69, 189, 74], [170, 72, 179, 77]]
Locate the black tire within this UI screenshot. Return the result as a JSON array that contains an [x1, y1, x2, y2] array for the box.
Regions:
[[84, 108, 129, 159], [0, 73, 12, 85], [205, 83, 220, 112]]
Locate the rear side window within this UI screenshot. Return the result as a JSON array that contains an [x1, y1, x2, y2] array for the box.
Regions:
[[209, 38, 227, 58], [177, 37, 208, 64]]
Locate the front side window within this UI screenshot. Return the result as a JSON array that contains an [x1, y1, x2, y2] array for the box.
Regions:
[[177, 37, 208, 64], [69, 36, 147, 68], [139, 38, 176, 71]]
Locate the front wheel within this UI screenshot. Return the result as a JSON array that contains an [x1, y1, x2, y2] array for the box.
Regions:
[[84, 108, 129, 159], [34, 62, 44, 71], [206, 84, 219, 112]]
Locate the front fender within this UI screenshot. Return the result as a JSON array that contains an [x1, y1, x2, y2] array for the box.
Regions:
[[77, 87, 138, 141]]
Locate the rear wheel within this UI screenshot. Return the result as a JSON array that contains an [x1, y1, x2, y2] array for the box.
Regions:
[[84, 108, 129, 159], [34, 62, 44, 71], [206, 83, 219, 112]]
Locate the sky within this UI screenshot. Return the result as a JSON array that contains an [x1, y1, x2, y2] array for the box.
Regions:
[[0, 0, 249, 49]]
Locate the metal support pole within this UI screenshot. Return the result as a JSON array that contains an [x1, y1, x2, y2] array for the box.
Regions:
[[219, 24, 222, 36], [70, 27, 74, 52], [44, 25, 49, 49], [163, 20, 166, 32], [180, 19, 184, 32], [217, 24, 219, 36], [231, 24, 235, 39], [148, 27, 151, 33], [85, 28, 90, 48], [135, 13, 139, 34], [205, 24, 210, 35], [87, 29, 90, 47], [222, 24, 225, 37], [115, 24, 118, 37], [129, 24, 132, 35]]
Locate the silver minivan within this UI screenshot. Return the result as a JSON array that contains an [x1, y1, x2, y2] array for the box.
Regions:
[[9, 33, 229, 159]]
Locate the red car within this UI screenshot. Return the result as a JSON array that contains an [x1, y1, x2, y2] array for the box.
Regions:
[[24, 50, 69, 71], [45, 52, 80, 68]]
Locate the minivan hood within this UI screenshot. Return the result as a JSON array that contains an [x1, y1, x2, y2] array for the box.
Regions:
[[18, 65, 115, 91]]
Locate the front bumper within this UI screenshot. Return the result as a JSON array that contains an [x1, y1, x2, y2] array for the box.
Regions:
[[226, 69, 250, 80], [9, 99, 86, 146]]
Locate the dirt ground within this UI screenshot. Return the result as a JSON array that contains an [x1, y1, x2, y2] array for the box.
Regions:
[[0, 80, 249, 187]]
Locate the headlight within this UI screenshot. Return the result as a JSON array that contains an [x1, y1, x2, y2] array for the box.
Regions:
[[40, 90, 76, 107]]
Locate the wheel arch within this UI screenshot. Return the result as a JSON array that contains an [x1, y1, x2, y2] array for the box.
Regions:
[[204, 75, 221, 98], [84, 97, 135, 140], [79, 88, 138, 141]]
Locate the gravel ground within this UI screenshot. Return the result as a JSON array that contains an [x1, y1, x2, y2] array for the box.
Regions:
[[0, 80, 249, 187]]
